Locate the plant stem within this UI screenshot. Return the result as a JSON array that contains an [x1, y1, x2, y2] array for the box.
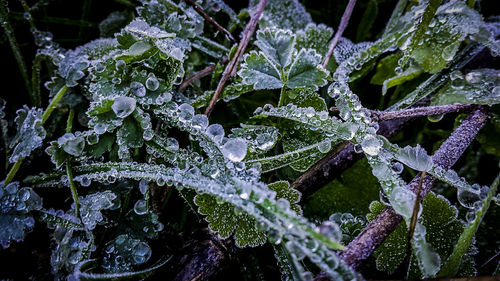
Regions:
[[66, 162, 80, 218], [184, 0, 236, 44], [371, 104, 474, 121], [0, 1, 33, 105], [66, 109, 75, 133], [339, 107, 489, 270], [3, 160, 22, 186], [3, 85, 68, 185], [322, 0, 357, 68], [178, 57, 228, 92], [204, 0, 267, 117], [42, 85, 68, 124], [403, 171, 426, 275], [65, 109, 80, 217]]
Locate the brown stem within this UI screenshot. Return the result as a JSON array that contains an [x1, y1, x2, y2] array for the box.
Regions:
[[371, 104, 474, 122], [204, 0, 267, 117], [184, 0, 237, 44], [403, 171, 426, 275], [322, 0, 357, 68], [339, 107, 489, 270], [179, 57, 229, 92]]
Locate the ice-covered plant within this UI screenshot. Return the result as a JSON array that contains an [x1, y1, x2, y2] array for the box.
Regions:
[[0, 0, 499, 280]]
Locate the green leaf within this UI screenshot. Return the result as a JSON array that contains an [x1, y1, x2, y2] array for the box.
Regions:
[[229, 124, 278, 156], [9, 106, 46, 163], [371, 192, 473, 277], [268, 181, 302, 215], [286, 49, 328, 91], [194, 193, 266, 247], [431, 69, 500, 106], [239, 51, 283, 90], [295, 23, 333, 58], [255, 28, 295, 68], [72, 257, 170, 281], [252, 0, 312, 32], [356, 0, 378, 42], [438, 173, 500, 277]]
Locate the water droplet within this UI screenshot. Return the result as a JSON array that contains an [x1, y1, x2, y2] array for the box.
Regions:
[[457, 189, 480, 209], [112, 96, 136, 118], [178, 103, 194, 123], [317, 140, 331, 153], [427, 114, 444, 122], [191, 114, 208, 131], [361, 135, 382, 156], [133, 199, 148, 215], [139, 180, 148, 195], [206, 124, 224, 144], [145, 74, 159, 91], [130, 81, 146, 97], [222, 138, 248, 162]]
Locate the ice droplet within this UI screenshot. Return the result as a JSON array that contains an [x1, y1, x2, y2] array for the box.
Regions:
[[133, 199, 148, 215], [361, 135, 382, 156], [191, 114, 209, 131], [206, 124, 224, 144], [112, 96, 136, 118], [145, 74, 159, 91], [130, 81, 146, 97], [138, 180, 148, 195], [222, 138, 247, 162]]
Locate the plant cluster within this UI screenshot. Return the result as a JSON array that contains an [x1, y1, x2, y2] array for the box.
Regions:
[[0, 0, 499, 280]]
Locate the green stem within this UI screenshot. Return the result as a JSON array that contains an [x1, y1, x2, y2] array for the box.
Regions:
[[66, 162, 80, 218], [0, 2, 33, 105], [65, 108, 79, 217], [3, 85, 68, 185], [42, 85, 68, 124], [3, 159, 22, 186], [66, 109, 75, 133]]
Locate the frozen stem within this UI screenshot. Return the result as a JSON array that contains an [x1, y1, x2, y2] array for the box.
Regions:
[[178, 57, 229, 92], [339, 107, 489, 270], [204, 0, 267, 117], [184, 0, 237, 44], [322, 0, 357, 68], [371, 104, 474, 121]]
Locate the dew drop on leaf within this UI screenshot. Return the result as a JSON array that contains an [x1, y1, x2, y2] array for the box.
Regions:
[[130, 81, 146, 97], [133, 199, 148, 215], [222, 138, 247, 162], [112, 96, 136, 118]]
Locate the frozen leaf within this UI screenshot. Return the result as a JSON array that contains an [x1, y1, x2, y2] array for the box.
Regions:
[[194, 193, 266, 247], [9, 106, 46, 163], [230, 124, 278, 156], [239, 51, 283, 90], [371, 193, 473, 277], [395, 145, 433, 172], [438, 174, 499, 277], [251, 0, 312, 31], [102, 234, 152, 273], [286, 49, 329, 91], [431, 69, 500, 106], [0, 181, 42, 248], [268, 181, 301, 215], [255, 28, 295, 68], [79, 191, 117, 230], [295, 23, 334, 58]]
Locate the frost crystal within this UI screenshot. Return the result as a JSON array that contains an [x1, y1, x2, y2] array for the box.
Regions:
[[112, 96, 136, 118]]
